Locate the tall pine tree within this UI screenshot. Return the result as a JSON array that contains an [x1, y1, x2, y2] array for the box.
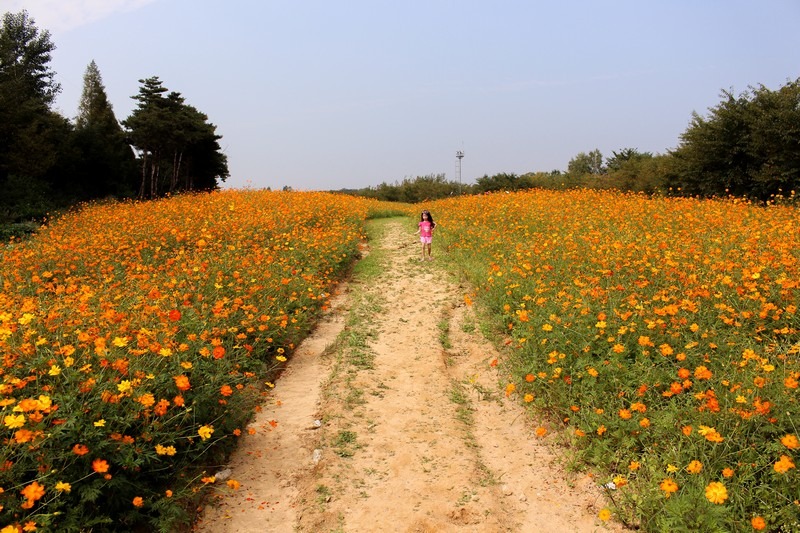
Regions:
[[123, 77, 228, 198], [0, 9, 70, 222], [71, 60, 136, 197], [0, 9, 62, 182]]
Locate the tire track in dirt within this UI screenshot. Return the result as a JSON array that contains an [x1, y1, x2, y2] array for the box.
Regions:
[[195, 219, 623, 532]]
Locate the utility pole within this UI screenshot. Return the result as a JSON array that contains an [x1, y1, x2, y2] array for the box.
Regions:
[[455, 150, 464, 195]]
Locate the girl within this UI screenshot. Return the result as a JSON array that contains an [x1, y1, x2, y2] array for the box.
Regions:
[[415, 210, 436, 261]]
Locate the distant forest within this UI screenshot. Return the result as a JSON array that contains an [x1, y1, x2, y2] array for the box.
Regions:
[[3, 9, 799, 238], [346, 77, 800, 204]]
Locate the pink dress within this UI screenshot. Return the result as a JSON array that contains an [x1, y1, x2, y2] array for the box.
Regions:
[[419, 221, 433, 243]]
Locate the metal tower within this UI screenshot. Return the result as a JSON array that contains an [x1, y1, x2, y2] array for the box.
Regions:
[[455, 150, 464, 194]]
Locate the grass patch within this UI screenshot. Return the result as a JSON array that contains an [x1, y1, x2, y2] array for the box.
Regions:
[[352, 217, 397, 280], [437, 319, 452, 349], [332, 430, 360, 458]]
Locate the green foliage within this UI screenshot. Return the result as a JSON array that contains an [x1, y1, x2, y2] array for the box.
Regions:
[[351, 174, 462, 202], [671, 78, 800, 200], [0, 10, 62, 184], [473, 172, 524, 193], [70, 60, 137, 198], [123, 77, 229, 198], [567, 149, 605, 176]]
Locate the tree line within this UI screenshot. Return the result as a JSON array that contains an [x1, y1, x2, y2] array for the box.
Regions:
[[0, 10, 228, 233], [4, 9, 799, 233], [346, 77, 800, 204]]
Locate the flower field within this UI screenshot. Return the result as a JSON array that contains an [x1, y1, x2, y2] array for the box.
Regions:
[[0, 190, 390, 531], [421, 190, 800, 531]]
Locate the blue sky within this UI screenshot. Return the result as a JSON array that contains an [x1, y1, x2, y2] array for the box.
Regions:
[[6, 0, 800, 191]]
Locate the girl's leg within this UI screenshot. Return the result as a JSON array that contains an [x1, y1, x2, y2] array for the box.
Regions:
[[420, 242, 426, 260], [426, 243, 433, 259]]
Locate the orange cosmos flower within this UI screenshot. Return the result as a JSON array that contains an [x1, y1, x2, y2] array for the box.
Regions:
[[132, 496, 144, 507], [751, 516, 766, 530], [659, 478, 678, 498], [780, 434, 800, 450], [92, 458, 110, 474], [618, 409, 632, 420], [153, 399, 170, 416], [686, 460, 703, 474], [168, 309, 181, 321], [220, 385, 233, 397], [14, 429, 36, 444], [630, 402, 646, 413], [722, 468, 734, 478], [72, 444, 89, 456], [173, 375, 191, 391], [20, 481, 45, 504], [698, 425, 724, 443], [694, 365, 712, 380], [212, 346, 226, 359], [774, 455, 796, 474], [137, 393, 156, 407], [535, 427, 547, 437]]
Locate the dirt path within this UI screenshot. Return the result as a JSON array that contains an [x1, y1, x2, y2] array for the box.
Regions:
[[195, 219, 623, 533]]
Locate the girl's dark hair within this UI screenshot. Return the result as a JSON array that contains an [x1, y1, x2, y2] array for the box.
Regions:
[[420, 210, 435, 227]]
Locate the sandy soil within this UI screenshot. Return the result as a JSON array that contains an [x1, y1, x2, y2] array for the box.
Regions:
[[194, 219, 624, 533]]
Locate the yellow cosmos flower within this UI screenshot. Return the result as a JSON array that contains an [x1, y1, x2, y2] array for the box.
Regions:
[[704, 481, 728, 504], [155, 444, 177, 456], [198, 425, 214, 440], [4, 414, 25, 429], [112, 337, 128, 347]]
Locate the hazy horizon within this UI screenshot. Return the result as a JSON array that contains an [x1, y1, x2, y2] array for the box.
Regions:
[[6, 0, 800, 191]]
